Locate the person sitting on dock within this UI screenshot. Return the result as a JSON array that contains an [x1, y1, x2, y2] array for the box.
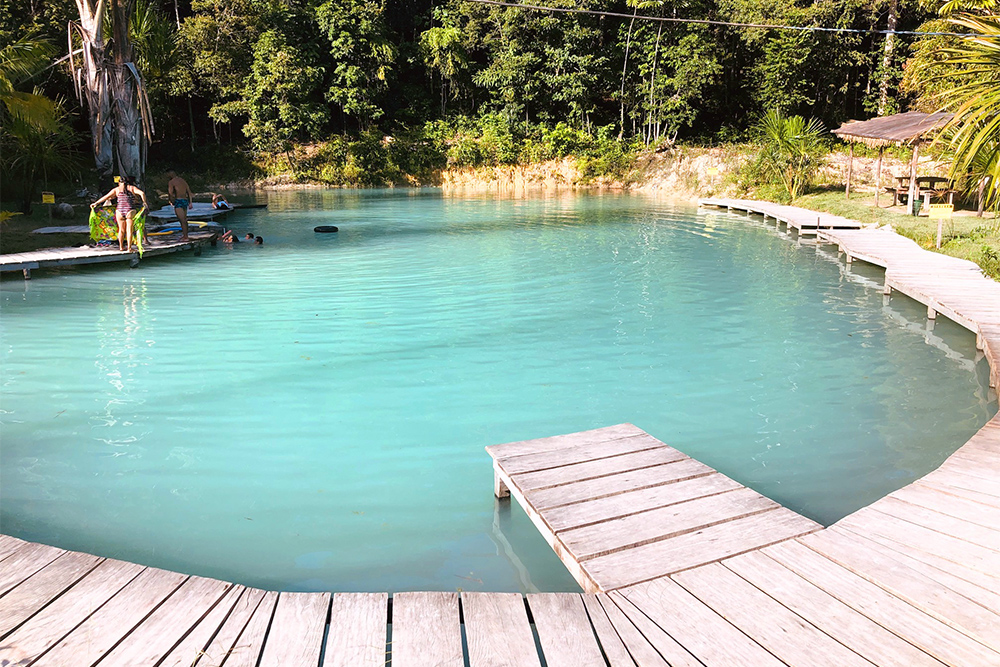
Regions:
[[166, 170, 194, 242], [91, 177, 148, 253], [212, 193, 232, 210]]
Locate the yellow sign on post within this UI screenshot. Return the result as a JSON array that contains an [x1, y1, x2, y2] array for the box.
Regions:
[[706, 167, 720, 176], [929, 204, 953, 219], [41, 192, 55, 204], [929, 204, 953, 249]]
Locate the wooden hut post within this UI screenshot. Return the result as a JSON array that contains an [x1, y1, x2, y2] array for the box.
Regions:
[[907, 141, 920, 215], [846, 143, 854, 200], [874, 147, 884, 207]]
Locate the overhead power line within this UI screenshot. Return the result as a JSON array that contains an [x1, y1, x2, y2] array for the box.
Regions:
[[462, 0, 975, 38]]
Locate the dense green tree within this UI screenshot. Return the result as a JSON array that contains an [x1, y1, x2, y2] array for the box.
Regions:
[[242, 29, 328, 151], [316, 0, 395, 130]]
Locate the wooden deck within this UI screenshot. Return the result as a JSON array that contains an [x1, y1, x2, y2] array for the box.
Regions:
[[0, 232, 219, 279], [3, 200, 1000, 665], [487, 424, 822, 592], [700, 197, 864, 234]]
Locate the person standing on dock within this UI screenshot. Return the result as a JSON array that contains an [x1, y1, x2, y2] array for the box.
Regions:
[[90, 177, 148, 252], [166, 170, 194, 241]]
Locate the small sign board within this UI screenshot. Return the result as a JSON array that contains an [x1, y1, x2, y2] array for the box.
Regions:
[[41, 192, 55, 204], [929, 204, 953, 219], [706, 167, 720, 176]]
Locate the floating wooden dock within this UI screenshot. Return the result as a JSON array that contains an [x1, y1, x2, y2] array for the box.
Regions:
[[700, 197, 863, 233], [0, 232, 219, 279], [487, 424, 821, 592], [3, 200, 1000, 666]]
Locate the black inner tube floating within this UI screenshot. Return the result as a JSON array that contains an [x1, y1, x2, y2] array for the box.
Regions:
[[314, 225, 339, 233]]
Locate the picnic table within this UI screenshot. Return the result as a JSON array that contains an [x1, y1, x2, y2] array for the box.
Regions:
[[887, 175, 958, 209]]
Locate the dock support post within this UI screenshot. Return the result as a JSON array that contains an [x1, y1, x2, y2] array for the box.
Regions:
[[977, 333, 985, 351], [129, 257, 140, 269], [883, 282, 892, 296], [927, 305, 937, 320], [22, 268, 30, 280], [845, 254, 853, 266], [494, 467, 509, 499], [193, 245, 202, 257]]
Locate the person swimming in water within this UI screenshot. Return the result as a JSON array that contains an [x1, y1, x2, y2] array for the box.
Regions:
[[91, 176, 148, 252]]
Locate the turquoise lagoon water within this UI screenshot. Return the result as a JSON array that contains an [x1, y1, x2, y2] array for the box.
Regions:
[[0, 189, 995, 593]]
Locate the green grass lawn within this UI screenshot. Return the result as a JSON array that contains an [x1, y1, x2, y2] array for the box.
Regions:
[[796, 188, 1000, 280]]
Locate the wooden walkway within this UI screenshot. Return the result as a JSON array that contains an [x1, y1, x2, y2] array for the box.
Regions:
[[700, 198, 863, 234], [4, 200, 1000, 666], [487, 424, 821, 592], [0, 232, 219, 279]]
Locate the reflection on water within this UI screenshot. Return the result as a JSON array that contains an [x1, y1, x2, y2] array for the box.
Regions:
[[0, 190, 995, 593]]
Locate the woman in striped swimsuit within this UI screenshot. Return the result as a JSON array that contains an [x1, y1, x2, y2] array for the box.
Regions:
[[91, 177, 149, 252]]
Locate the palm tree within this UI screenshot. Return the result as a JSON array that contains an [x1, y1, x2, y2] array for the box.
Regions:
[[0, 35, 56, 130], [757, 110, 827, 202], [933, 13, 1000, 214]]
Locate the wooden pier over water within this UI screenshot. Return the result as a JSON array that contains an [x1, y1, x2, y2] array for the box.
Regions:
[[0, 232, 219, 279], [2, 199, 1000, 666]]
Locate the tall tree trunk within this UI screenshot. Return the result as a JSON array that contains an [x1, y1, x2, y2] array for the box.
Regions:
[[72, 0, 113, 180], [72, 0, 152, 183], [618, 11, 637, 140], [647, 23, 663, 145], [877, 0, 898, 116]]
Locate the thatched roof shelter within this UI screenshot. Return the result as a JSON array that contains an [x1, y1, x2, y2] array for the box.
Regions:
[[832, 111, 953, 148], [831, 111, 954, 211]]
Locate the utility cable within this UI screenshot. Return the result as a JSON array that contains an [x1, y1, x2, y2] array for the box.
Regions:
[[462, 0, 976, 38]]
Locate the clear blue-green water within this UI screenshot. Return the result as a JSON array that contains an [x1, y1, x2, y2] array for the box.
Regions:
[[0, 189, 995, 593]]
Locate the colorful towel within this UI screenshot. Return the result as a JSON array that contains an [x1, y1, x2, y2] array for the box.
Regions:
[[89, 207, 146, 256]]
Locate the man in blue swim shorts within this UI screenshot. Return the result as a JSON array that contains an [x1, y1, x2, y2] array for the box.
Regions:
[[166, 169, 194, 241]]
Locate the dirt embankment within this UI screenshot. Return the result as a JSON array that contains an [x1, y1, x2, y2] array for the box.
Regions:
[[436, 147, 949, 197]]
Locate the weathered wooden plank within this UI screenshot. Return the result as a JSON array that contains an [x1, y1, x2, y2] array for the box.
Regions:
[[837, 507, 1000, 576], [894, 482, 1000, 532], [830, 526, 1000, 613], [324, 592, 388, 667], [921, 468, 1000, 500], [29, 567, 188, 667], [0, 551, 103, 638], [96, 576, 234, 667], [544, 473, 742, 533], [391, 592, 463, 667], [619, 578, 785, 666], [194, 587, 267, 667], [258, 592, 331, 667], [724, 550, 943, 667], [673, 562, 876, 667], [525, 459, 715, 511], [0, 535, 29, 561], [462, 592, 540, 667], [0, 559, 144, 665], [563, 487, 777, 560], [579, 595, 636, 667], [498, 434, 669, 475], [763, 540, 1000, 667], [845, 526, 1000, 600], [870, 496, 1000, 550], [527, 594, 605, 667], [0, 542, 65, 597], [486, 424, 646, 460], [513, 447, 688, 492], [583, 508, 819, 590], [157, 585, 247, 667], [599, 593, 695, 667], [221, 590, 279, 667], [800, 528, 1000, 650]]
